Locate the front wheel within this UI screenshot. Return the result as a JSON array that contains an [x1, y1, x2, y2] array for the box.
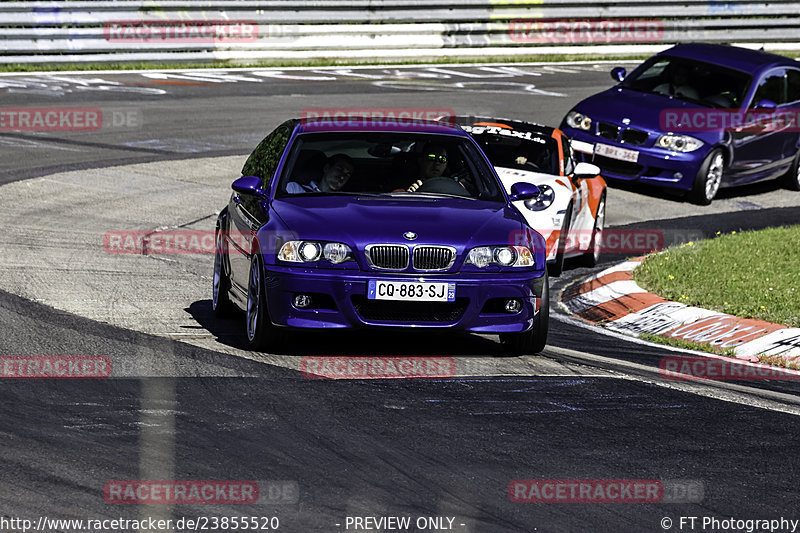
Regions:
[[689, 149, 724, 205], [212, 227, 233, 317], [500, 272, 549, 355], [246, 253, 282, 351]]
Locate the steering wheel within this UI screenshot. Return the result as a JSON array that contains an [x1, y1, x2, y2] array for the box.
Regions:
[[415, 177, 472, 197]]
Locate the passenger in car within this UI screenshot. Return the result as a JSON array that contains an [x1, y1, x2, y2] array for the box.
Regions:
[[286, 154, 355, 193]]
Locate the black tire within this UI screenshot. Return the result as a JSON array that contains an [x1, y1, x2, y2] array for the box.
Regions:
[[212, 225, 233, 317], [689, 149, 724, 205], [782, 149, 800, 191], [500, 272, 549, 355], [245, 252, 282, 351], [581, 193, 606, 268], [547, 204, 572, 277]]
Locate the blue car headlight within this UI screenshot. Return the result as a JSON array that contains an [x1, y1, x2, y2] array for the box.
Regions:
[[466, 245, 535, 268], [566, 110, 592, 131], [523, 184, 555, 211], [278, 240, 353, 264], [656, 134, 703, 152]]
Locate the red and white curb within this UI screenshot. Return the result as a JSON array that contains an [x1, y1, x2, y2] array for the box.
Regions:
[[560, 257, 800, 364]]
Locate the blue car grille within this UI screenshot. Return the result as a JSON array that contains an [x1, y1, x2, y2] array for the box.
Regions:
[[597, 121, 649, 146], [412, 246, 455, 271], [367, 245, 409, 270], [366, 245, 455, 271]]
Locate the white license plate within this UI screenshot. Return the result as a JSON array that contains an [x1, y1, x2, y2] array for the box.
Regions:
[[595, 143, 639, 163], [367, 280, 455, 302]]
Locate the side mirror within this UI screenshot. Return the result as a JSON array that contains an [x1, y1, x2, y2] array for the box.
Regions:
[[509, 182, 541, 201], [232, 175, 267, 196], [572, 162, 601, 179], [753, 99, 777, 111], [611, 67, 627, 82]]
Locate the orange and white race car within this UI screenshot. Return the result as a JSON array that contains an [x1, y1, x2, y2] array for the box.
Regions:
[[457, 117, 607, 276]]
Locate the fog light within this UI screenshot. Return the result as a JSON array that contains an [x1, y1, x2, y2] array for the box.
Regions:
[[504, 299, 522, 313], [674, 172, 683, 179], [293, 294, 313, 309]]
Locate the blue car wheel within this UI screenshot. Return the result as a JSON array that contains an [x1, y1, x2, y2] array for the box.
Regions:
[[690, 149, 725, 205], [212, 224, 233, 317], [246, 253, 283, 351]]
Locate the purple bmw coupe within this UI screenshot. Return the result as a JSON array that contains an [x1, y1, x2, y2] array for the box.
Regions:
[[212, 118, 550, 354]]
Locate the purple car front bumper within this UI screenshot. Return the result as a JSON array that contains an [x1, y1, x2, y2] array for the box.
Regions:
[[261, 265, 545, 333]]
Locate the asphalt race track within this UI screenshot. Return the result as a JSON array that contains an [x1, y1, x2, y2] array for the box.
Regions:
[[2, 64, 800, 533]]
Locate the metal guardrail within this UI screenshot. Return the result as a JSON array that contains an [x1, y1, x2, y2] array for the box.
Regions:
[[2, 1, 800, 64]]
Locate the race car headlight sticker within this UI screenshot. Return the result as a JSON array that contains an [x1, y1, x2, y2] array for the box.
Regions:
[[467, 246, 534, 268], [523, 184, 555, 211], [656, 133, 704, 152], [279, 240, 352, 263], [566, 111, 592, 131]]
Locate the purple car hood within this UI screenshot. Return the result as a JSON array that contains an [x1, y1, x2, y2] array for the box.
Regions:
[[581, 87, 718, 136], [271, 195, 524, 247]]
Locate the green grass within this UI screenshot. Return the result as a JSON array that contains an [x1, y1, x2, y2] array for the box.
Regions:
[[633, 227, 800, 328], [758, 354, 800, 370], [639, 332, 736, 356]]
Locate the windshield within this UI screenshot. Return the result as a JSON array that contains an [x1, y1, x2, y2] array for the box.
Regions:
[[461, 125, 559, 175], [276, 132, 503, 201], [621, 55, 752, 108]]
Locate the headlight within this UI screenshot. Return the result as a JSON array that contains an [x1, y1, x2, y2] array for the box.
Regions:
[[299, 241, 321, 262], [467, 246, 493, 268], [278, 240, 352, 264], [656, 134, 703, 152], [323, 242, 350, 264], [566, 111, 592, 131], [467, 245, 535, 268], [523, 184, 555, 211]]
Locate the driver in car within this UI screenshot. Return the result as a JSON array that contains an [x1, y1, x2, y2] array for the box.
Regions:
[[407, 144, 449, 192]]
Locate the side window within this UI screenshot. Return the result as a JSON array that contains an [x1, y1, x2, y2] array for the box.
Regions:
[[241, 121, 293, 184], [751, 71, 787, 107], [786, 69, 800, 104]]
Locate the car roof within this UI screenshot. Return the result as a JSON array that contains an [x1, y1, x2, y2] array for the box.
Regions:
[[658, 43, 799, 73], [294, 116, 469, 136], [453, 115, 557, 137]]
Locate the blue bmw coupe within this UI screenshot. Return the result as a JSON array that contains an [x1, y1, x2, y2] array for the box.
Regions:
[[212, 117, 550, 354], [561, 43, 800, 204]]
